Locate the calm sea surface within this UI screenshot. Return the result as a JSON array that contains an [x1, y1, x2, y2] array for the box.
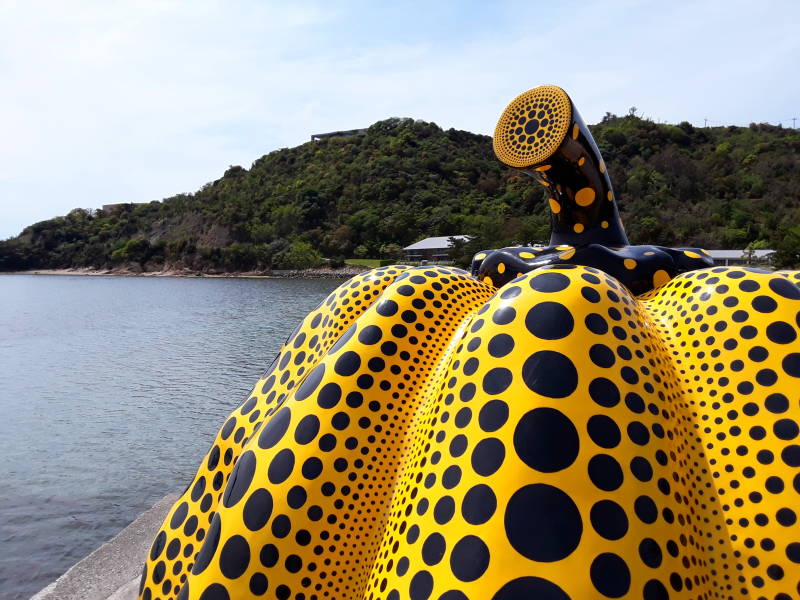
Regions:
[[0, 274, 343, 600]]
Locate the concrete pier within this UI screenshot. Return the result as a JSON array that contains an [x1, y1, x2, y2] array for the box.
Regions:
[[31, 494, 178, 600]]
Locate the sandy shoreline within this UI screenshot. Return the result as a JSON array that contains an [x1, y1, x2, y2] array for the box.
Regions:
[[2, 266, 371, 279]]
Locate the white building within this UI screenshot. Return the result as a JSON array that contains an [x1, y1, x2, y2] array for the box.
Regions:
[[403, 236, 471, 263], [706, 249, 775, 266]]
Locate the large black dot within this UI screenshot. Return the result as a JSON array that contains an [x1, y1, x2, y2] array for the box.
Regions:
[[169, 502, 189, 530], [334, 351, 361, 376], [192, 513, 221, 575], [767, 321, 797, 344], [587, 415, 621, 448], [422, 533, 446, 566], [317, 382, 341, 408], [521, 351, 578, 398], [530, 272, 570, 293], [782, 353, 800, 377], [223, 450, 256, 508], [590, 500, 628, 540], [294, 414, 320, 444], [769, 277, 800, 299], [590, 553, 630, 598], [409, 570, 434, 600], [504, 484, 582, 562], [525, 302, 574, 339], [471, 438, 505, 476], [487, 334, 514, 357], [268, 449, 295, 484], [514, 407, 579, 473], [491, 577, 571, 600], [358, 324, 383, 345], [198, 583, 230, 600], [588, 377, 620, 407], [219, 534, 250, 579], [450, 535, 490, 582], [294, 363, 324, 400], [243, 488, 273, 531], [588, 454, 624, 491], [462, 484, 496, 525], [479, 400, 509, 432], [483, 368, 513, 395]]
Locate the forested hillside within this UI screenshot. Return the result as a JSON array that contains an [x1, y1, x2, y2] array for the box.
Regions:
[[2, 113, 799, 271]]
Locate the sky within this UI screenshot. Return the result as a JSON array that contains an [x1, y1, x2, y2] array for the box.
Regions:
[[1, 0, 798, 240]]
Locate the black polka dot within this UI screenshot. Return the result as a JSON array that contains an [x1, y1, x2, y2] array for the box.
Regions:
[[334, 351, 361, 376], [219, 535, 250, 579], [294, 363, 324, 400], [589, 344, 615, 368], [243, 488, 273, 531], [462, 484, 496, 525], [522, 351, 578, 398], [783, 353, 800, 377], [479, 400, 509, 432], [634, 495, 658, 524], [530, 272, 570, 293], [192, 514, 221, 575], [585, 313, 608, 334], [434, 496, 456, 524], [642, 579, 669, 600], [487, 334, 514, 358], [490, 577, 570, 600], [249, 573, 268, 596], [504, 484, 582, 562], [590, 553, 630, 598], [260, 543, 279, 567], [169, 502, 189, 530], [587, 415, 621, 448], [317, 382, 341, 408], [589, 377, 620, 407], [638, 538, 662, 568], [376, 299, 398, 316], [590, 500, 628, 540], [409, 570, 434, 600], [198, 583, 229, 600], [422, 533, 446, 566], [268, 449, 295, 484], [358, 324, 382, 345], [294, 414, 320, 444], [769, 278, 800, 299], [223, 450, 256, 508], [450, 535, 489, 582], [492, 305, 516, 325], [513, 407, 579, 472], [767, 321, 797, 344], [471, 438, 505, 476], [588, 454, 623, 491], [483, 368, 512, 395], [525, 302, 574, 339]]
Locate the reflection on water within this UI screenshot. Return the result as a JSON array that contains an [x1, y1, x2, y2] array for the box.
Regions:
[[0, 274, 342, 599]]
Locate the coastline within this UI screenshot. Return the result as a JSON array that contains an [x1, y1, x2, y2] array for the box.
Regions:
[[1, 265, 370, 279]]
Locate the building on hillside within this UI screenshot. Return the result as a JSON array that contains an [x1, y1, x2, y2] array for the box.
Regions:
[[310, 128, 367, 141], [403, 236, 471, 263], [706, 249, 776, 266]]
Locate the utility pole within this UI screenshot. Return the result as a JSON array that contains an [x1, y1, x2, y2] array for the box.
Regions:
[[704, 118, 708, 128], [793, 117, 797, 129]]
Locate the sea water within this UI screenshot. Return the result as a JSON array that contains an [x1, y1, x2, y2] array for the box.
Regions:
[[0, 274, 342, 599]]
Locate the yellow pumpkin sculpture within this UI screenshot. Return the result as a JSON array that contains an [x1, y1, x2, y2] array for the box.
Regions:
[[138, 86, 800, 600]]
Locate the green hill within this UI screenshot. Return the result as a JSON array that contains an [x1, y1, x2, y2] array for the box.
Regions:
[[2, 114, 799, 272]]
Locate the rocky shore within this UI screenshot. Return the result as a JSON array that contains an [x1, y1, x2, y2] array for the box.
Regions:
[[3, 265, 370, 279]]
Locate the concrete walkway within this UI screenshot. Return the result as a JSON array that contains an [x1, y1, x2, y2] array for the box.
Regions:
[[31, 494, 178, 600]]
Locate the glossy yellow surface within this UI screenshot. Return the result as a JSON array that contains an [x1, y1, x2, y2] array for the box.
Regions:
[[139, 265, 800, 600]]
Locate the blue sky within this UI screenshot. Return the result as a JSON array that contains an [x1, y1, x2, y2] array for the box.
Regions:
[[1, 0, 798, 239]]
